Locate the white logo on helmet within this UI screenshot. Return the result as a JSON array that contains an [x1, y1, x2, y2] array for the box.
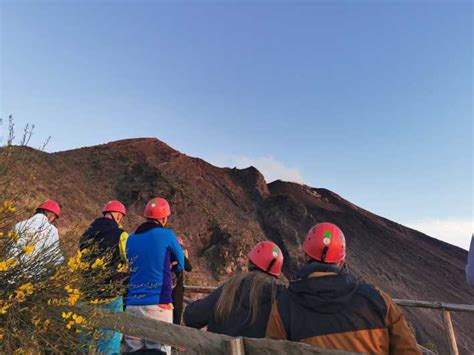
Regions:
[[323, 237, 331, 245]]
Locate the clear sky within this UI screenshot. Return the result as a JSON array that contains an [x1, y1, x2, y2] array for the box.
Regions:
[[1, 1, 472, 249]]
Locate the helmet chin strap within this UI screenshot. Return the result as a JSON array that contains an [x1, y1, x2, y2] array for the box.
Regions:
[[320, 246, 329, 263], [266, 257, 277, 274], [106, 212, 118, 224]]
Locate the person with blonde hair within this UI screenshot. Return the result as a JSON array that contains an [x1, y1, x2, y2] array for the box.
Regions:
[[184, 241, 286, 338]]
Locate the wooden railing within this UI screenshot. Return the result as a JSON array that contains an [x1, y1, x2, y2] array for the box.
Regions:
[[75, 286, 473, 354], [184, 285, 474, 355], [79, 304, 361, 355], [391, 299, 474, 355]]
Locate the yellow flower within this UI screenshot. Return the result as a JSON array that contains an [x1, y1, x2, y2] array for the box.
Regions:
[[72, 314, 84, 324], [47, 298, 59, 305], [64, 285, 81, 305], [14, 290, 26, 302], [0, 300, 9, 314], [66, 320, 75, 330], [67, 257, 79, 272], [1, 200, 16, 213], [22, 245, 35, 255], [68, 293, 80, 306], [8, 231, 19, 242], [62, 312, 73, 319], [18, 283, 34, 295], [0, 258, 17, 272], [91, 258, 105, 269], [117, 263, 128, 272]]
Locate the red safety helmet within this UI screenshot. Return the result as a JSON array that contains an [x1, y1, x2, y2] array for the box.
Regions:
[[102, 200, 127, 215], [144, 197, 171, 219], [303, 222, 346, 263], [177, 236, 184, 246], [37, 200, 61, 218], [248, 241, 283, 277]]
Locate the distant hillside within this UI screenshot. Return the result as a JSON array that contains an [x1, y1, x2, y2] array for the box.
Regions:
[[3, 138, 473, 353]]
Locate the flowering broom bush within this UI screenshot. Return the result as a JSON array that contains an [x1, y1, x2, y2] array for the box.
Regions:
[[0, 118, 125, 353]]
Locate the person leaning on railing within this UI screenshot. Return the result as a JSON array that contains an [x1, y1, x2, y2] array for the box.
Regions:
[[467, 235, 474, 287], [266, 222, 421, 355], [184, 241, 286, 338]]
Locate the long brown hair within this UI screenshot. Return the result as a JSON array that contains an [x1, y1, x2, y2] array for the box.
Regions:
[[214, 269, 282, 325]]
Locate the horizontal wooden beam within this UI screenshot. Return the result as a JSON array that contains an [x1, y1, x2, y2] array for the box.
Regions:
[[77, 305, 362, 355], [77, 304, 233, 354], [392, 299, 474, 313], [185, 285, 217, 294]]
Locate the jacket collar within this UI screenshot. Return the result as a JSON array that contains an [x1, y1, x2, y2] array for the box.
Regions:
[[296, 261, 343, 279], [135, 221, 164, 234]]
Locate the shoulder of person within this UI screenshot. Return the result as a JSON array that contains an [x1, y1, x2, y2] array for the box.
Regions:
[[50, 224, 59, 234], [164, 228, 179, 242], [358, 283, 391, 311], [156, 227, 176, 237], [276, 282, 288, 293]]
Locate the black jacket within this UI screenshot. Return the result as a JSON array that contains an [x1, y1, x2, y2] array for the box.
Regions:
[[266, 262, 421, 354], [184, 272, 286, 338], [276, 262, 387, 339], [172, 255, 193, 324], [79, 217, 128, 298]]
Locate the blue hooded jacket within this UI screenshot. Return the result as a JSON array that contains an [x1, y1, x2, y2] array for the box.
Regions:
[[126, 222, 184, 305]]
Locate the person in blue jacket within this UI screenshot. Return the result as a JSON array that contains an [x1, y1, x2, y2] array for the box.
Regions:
[[124, 197, 184, 355], [467, 235, 474, 287]]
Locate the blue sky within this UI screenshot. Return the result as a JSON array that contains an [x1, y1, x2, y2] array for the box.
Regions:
[[1, 1, 472, 249]]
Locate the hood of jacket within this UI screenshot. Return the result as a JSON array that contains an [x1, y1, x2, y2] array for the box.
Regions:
[[289, 262, 359, 314]]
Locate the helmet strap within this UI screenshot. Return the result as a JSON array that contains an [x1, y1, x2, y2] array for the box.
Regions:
[[105, 212, 118, 224], [265, 257, 277, 274], [320, 246, 329, 263]]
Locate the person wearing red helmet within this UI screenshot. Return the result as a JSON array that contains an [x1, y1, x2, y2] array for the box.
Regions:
[[266, 222, 420, 354], [124, 197, 184, 355], [184, 241, 286, 338], [14, 199, 64, 263], [79, 200, 129, 354]]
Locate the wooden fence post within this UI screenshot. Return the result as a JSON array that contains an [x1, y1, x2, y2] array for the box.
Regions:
[[441, 308, 459, 355], [225, 337, 245, 355]]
